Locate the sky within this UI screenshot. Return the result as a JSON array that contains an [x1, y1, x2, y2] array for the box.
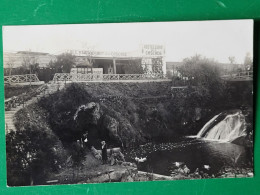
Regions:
[[3, 20, 253, 63]]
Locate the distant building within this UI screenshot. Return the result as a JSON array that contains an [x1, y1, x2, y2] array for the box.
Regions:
[[4, 44, 167, 75], [3, 51, 56, 69], [66, 44, 166, 74]]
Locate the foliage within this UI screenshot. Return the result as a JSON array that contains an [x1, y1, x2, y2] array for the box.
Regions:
[[124, 60, 144, 74], [176, 55, 226, 106], [6, 104, 67, 186], [38, 83, 92, 143], [4, 85, 39, 99], [50, 53, 76, 73], [244, 52, 253, 70], [37, 77, 252, 149], [21, 54, 40, 74], [39, 82, 177, 146], [6, 129, 56, 186], [167, 55, 232, 134], [228, 56, 236, 64], [4, 54, 40, 76], [5, 57, 15, 76], [71, 142, 85, 167]]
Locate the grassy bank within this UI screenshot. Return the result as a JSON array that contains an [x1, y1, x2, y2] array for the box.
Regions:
[[5, 85, 40, 99]]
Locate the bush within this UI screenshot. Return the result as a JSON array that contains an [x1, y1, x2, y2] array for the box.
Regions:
[[6, 104, 67, 186], [6, 128, 64, 186], [4, 85, 39, 99], [176, 55, 225, 105]]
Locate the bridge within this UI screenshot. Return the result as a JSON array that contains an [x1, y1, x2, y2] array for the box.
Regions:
[[221, 71, 253, 81], [4, 70, 253, 86], [4, 74, 44, 85]]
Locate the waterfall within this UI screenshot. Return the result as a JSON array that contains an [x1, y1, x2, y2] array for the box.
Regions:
[[196, 110, 247, 142]]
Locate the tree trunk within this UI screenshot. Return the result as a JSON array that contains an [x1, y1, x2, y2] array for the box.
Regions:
[[9, 68, 12, 76]]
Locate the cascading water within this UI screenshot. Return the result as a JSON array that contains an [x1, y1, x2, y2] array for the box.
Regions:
[[196, 110, 247, 142]]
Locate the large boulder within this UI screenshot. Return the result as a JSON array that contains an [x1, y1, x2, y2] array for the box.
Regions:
[[74, 102, 101, 125], [230, 135, 248, 146], [86, 166, 138, 183]]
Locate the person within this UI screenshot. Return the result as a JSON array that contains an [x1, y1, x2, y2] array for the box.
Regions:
[[101, 141, 108, 164], [81, 132, 88, 148]]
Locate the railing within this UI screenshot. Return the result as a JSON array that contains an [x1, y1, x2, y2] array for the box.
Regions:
[[53, 73, 166, 82], [221, 71, 253, 81], [4, 74, 40, 84]]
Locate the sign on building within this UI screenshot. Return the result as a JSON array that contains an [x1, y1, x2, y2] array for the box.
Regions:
[[141, 44, 165, 57], [140, 44, 165, 74], [70, 68, 103, 74]]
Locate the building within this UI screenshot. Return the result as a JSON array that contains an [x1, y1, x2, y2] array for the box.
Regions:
[[3, 51, 56, 69], [66, 44, 166, 75], [3, 44, 166, 75]]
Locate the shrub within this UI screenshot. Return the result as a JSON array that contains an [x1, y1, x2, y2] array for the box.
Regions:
[[6, 128, 64, 186], [6, 104, 67, 186]]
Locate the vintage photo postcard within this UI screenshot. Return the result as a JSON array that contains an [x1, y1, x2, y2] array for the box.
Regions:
[[3, 20, 253, 186]]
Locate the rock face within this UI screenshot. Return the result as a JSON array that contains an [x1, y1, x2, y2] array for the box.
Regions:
[[86, 166, 138, 183], [85, 167, 175, 183], [74, 102, 143, 147], [74, 102, 101, 125], [91, 146, 102, 160], [230, 135, 247, 146], [193, 107, 202, 121], [102, 115, 119, 140], [37, 82, 253, 150], [85, 165, 174, 183]]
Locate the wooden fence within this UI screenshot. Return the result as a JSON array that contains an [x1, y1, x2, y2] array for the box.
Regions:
[[4, 74, 41, 84], [52, 73, 166, 82]]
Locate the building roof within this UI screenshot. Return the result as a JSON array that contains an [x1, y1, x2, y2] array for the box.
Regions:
[[17, 51, 50, 55], [3, 52, 56, 68]]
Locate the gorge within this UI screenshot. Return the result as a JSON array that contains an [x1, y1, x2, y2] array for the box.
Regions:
[[7, 81, 253, 185]]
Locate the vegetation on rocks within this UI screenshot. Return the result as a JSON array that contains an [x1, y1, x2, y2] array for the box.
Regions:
[[6, 56, 253, 185], [37, 82, 174, 147], [5, 85, 40, 99], [39, 68, 252, 147], [6, 104, 67, 186]]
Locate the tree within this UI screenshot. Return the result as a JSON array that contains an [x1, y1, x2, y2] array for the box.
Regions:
[[52, 53, 76, 73], [226, 56, 236, 74], [228, 56, 236, 65], [22, 54, 39, 72], [82, 42, 96, 67], [6, 128, 63, 186], [169, 55, 229, 135], [21, 53, 40, 85], [244, 52, 253, 70], [5, 57, 15, 76], [176, 55, 225, 106]]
